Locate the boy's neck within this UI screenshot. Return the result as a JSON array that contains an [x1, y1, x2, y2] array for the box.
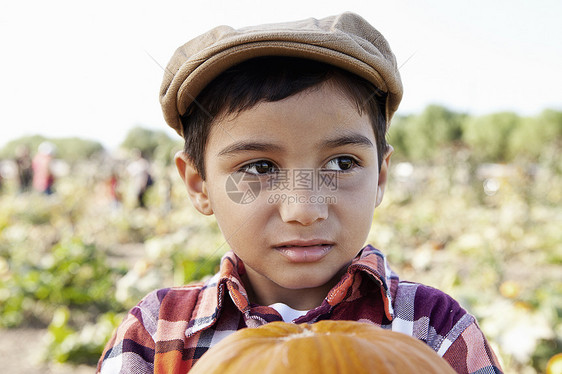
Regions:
[[242, 265, 349, 310]]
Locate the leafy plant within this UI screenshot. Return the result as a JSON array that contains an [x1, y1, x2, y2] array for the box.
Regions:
[[0, 236, 125, 327], [44, 307, 124, 365]]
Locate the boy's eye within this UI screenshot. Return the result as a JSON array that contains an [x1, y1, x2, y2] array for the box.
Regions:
[[324, 156, 358, 172], [240, 160, 277, 175]]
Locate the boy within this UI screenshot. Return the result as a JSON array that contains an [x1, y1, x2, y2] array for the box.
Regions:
[[98, 13, 502, 373]]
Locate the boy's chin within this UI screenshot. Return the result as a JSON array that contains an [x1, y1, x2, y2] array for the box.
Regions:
[[273, 268, 345, 291]]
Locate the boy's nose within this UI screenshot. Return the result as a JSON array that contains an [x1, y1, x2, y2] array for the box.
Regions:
[[278, 191, 329, 226]]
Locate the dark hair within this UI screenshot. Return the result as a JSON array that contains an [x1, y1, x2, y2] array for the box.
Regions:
[[180, 57, 389, 180]]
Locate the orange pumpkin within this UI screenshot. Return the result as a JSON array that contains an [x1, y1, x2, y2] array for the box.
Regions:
[[190, 320, 456, 373]]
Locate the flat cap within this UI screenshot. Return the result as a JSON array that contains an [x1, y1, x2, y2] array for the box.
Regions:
[[160, 12, 403, 136]]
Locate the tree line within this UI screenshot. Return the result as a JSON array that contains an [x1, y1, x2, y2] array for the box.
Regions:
[[0, 127, 182, 165], [1, 106, 561, 165], [388, 106, 562, 164]]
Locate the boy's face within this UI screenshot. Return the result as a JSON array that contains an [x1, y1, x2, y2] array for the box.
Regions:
[[176, 82, 392, 308]]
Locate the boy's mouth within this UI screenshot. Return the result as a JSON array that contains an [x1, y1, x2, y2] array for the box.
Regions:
[[274, 240, 334, 263]]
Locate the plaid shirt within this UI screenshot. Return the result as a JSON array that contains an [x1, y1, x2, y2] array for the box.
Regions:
[[98, 245, 502, 373]]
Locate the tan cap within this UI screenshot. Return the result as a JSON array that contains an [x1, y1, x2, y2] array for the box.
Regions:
[[160, 12, 403, 136]]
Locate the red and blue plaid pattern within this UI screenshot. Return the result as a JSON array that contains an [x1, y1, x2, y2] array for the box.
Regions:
[[98, 245, 502, 373]]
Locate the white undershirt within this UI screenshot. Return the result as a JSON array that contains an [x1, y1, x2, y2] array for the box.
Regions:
[[269, 302, 309, 322]]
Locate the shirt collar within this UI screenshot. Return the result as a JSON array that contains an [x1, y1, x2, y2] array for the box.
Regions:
[[326, 245, 398, 320], [185, 253, 249, 337], [185, 245, 398, 336]]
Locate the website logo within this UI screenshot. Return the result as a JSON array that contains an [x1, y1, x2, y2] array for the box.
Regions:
[[225, 173, 261, 204]]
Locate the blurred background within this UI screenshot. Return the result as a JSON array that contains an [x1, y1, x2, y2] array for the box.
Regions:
[[0, 1, 560, 373]]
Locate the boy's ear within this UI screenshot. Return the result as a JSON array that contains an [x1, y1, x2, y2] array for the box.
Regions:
[[174, 151, 213, 215], [375, 145, 393, 208]]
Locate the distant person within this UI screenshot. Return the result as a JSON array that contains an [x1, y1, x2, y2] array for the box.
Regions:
[[106, 170, 122, 209], [32, 142, 55, 195], [127, 149, 153, 208], [15, 145, 33, 192]]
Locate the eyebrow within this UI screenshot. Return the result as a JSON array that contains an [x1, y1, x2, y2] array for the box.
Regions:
[[217, 133, 373, 158], [321, 133, 374, 149], [217, 141, 283, 157]]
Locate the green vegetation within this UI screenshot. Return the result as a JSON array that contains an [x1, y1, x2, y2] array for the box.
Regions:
[[0, 126, 182, 164], [0, 135, 104, 162], [390, 105, 466, 160], [120, 126, 182, 163], [389, 106, 562, 164]]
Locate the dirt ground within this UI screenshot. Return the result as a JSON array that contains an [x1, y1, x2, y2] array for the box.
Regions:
[[1, 328, 95, 373], [1, 328, 96, 373]]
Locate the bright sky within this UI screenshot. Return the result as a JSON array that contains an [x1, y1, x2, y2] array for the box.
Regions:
[[1, 0, 561, 149]]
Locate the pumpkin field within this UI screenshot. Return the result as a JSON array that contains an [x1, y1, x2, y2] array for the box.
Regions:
[[0, 108, 560, 373]]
